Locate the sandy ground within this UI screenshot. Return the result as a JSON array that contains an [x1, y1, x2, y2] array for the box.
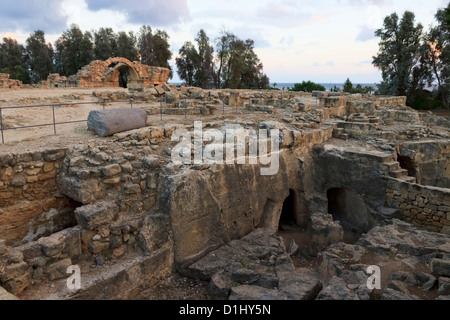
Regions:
[[0, 87, 245, 152]]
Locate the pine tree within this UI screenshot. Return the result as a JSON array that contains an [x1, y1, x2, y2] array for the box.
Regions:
[[25, 30, 53, 83], [343, 78, 353, 92], [0, 37, 29, 83], [372, 11, 424, 99]]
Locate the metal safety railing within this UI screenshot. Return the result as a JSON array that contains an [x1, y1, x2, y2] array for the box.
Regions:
[[0, 96, 242, 144], [0, 99, 134, 144]]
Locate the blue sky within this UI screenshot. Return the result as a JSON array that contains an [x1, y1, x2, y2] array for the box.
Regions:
[[0, 0, 448, 83]]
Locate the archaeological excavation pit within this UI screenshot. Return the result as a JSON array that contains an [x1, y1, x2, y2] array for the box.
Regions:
[[0, 87, 449, 301]]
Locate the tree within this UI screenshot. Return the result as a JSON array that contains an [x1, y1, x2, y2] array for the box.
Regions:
[[116, 31, 139, 62], [152, 30, 173, 77], [372, 11, 424, 102], [194, 29, 215, 89], [215, 31, 233, 88], [138, 25, 154, 66], [94, 28, 117, 60], [25, 30, 53, 83], [426, 3, 450, 108], [0, 37, 29, 83], [215, 32, 269, 89], [290, 81, 326, 92], [175, 41, 198, 86], [138, 26, 173, 78], [343, 78, 353, 92], [240, 39, 268, 89], [55, 24, 94, 76]]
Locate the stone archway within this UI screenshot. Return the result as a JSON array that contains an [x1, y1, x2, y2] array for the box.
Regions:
[[102, 58, 140, 88]]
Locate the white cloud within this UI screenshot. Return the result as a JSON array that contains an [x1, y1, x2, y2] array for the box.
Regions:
[[85, 0, 191, 27], [0, 0, 68, 33]]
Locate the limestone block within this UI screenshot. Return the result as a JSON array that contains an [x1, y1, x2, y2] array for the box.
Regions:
[[87, 108, 148, 137], [58, 176, 105, 204], [75, 201, 119, 230], [44, 258, 72, 281], [0, 286, 19, 300], [307, 213, 344, 253], [430, 259, 450, 277], [1, 262, 29, 282], [2, 272, 31, 295], [439, 277, 450, 296], [101, 164, 122, 177]]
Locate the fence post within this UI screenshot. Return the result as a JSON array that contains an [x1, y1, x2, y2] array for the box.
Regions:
[[130, 98, 133, 109], [0, 108, 4, 144], [185, 98, 187, 120], [160, 96, 163, 121], [52, 105, 57, 135], [103, 100, 106, 110]]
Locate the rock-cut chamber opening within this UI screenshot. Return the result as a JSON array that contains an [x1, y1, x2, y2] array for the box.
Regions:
[[279, 189, 297, 231], [327, 187, 369, 243]]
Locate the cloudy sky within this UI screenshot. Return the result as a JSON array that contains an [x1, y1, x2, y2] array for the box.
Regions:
[[0, 0, 448, 83]]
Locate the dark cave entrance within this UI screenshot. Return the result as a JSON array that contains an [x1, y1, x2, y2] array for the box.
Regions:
[[117, 65, 131, 88], [106, 62, 131, 88], [327, 187, 369, 243], [398, 155, 417, 177], [279, 189, 297, 230]]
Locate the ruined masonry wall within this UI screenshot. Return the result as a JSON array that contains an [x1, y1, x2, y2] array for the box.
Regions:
[[386, 178, 450, 234], [0, 148, 79, 246]]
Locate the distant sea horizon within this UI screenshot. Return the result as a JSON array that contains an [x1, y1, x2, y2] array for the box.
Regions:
[[168, 82, 379, 91], [271, 83, 379, 91]]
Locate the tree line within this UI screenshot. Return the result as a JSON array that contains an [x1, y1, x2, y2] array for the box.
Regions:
[[373, 3, 450, 109], [0, 25, 269, 89], [175, 29, 270, 90]]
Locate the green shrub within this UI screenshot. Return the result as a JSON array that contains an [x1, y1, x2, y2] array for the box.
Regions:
[[289, 81, 326, 92]]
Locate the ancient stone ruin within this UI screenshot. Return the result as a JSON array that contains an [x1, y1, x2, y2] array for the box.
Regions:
[[0, 73, 22, 89], [0, 87, 449, 300], [46, 57, 170, 91]]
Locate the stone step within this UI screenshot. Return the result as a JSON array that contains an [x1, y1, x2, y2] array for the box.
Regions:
[[352, 118, 370, 124], [389, 169, 408, 179], [379, 161, 401, 172], [332, 128, 344, 138], [337, 134, 349, 141], [368, 117, 381, 124], [399, 176, 417, 184]]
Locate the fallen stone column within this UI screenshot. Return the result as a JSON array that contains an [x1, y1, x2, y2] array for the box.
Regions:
[[87, 108, 148, 137]]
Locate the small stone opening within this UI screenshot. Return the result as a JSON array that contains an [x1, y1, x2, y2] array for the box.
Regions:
[[279, 189, 297, 230], [327, 187, 369, 243], [398, 155, 417, 177]]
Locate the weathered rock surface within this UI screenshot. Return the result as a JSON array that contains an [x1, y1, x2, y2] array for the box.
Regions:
[[307, 212, 344, 254], [317, 219, 450, 300], [0, 286, 19, 300], [185, 228, 322, 300]]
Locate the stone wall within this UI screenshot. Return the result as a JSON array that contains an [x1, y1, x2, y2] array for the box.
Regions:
[[310, 145, 401, 232], [66, 57, 170, 89], [0, 148, 79, 246], [386, 178, 450, 234], [0, 73, 22, 89], [44, 58, 170, 90], [398, 140, 450, 188]]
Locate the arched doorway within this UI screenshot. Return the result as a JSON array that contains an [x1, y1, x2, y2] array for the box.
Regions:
[[102, 60, 139, 88]]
